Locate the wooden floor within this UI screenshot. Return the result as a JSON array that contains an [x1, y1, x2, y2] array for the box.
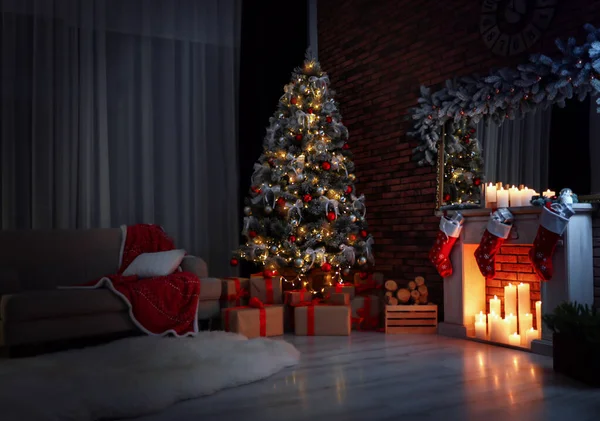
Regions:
[[136, 332, 600, 421]]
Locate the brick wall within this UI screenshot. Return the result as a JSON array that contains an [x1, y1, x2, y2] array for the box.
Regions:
[[317, 0, 600, 308], [486, 245, 541, 329]]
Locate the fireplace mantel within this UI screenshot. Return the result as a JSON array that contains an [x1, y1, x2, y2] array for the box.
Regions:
[[437, 203, 595, 355]]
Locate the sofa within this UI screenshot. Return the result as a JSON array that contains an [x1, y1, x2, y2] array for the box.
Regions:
[[0, 228, 222, 355]]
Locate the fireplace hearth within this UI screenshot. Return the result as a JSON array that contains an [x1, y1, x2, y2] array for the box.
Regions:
[[437, 204, 594, 355]]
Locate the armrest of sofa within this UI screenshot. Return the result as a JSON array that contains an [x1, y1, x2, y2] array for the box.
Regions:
[[180, 256, 208, 278]]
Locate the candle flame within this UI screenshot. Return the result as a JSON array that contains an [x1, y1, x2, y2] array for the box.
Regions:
[[493, 295, 498, 299], [529, 327, 535, 331]]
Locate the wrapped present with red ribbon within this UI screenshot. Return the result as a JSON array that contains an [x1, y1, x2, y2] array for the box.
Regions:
[[325, 292, 350, 306], [283, 289, 312, 332], [221, 297, 283, 339], [250, 275, 283, 304], [323, 282, 355, 300], [294, 303, 351, 336], [220, 277, 250, 308], [351, 295, 382, 331], [353, 272, 384, 294]]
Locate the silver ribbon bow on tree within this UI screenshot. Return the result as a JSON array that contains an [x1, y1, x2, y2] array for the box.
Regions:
[[339, 244, 356, 266], [323, 198, 340, 217], [250, 184, 281, 206], [309, 75, 329, 95], [330, 155, 348, 176], [365, 237, 374, 263], [247, 243, 267, 260], [265, 122, 280, 149], [287, 199, 303, 222], [250, 162, 267, 186], [296, 110, 310, 129], [351, 194, 367, 218], [279, 84, 294, 102], [242, 216, 255, 237], [305, 246, 326, 270]]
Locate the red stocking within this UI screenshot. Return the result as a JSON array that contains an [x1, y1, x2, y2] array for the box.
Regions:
[[529, 205, 571, 281], [429, 213, 464, 277], [474, 209, 513, 279]]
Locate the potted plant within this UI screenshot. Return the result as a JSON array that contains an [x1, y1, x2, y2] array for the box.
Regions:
[[543, 302, 600, 386]]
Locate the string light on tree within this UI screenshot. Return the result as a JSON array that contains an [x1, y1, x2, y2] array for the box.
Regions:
[[230, 52, 375, 289]]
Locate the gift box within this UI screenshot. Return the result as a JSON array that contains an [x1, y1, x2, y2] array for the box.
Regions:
[[323, 283, 355, 300], [353, 272, 384, 286], [222, 304, 284, 339], [220, 277, 250, 308], [294, 305, 351, 336], [325, 292, 350, 306], [284, 289, 313, 306], [250, 276, 283, 304], [351, 295, 382, 330]]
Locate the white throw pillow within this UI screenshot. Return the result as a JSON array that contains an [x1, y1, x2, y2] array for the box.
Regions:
[[122, 249, 186, 278]]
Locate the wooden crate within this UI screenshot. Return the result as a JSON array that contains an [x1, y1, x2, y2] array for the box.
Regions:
[[385, 304, 438, 334]]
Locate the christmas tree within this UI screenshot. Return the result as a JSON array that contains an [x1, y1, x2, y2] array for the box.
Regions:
[[231, 53, 374, 289]]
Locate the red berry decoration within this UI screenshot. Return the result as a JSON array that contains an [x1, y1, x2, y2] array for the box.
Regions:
[[289, 235, 296, 243], [268, 158, 275, 167], [360, 230, 368, 238], [290, 97, 297, 105], [307, 108, 314, 114], [321, 262, 332, 272], [474, 178, 481, 186], [295, 134, 303, 142], [342, 143, 350, 150], [230, 258, 239, 266], [248, 230, 257, 238], [327, 211, 336, 222], [444, 193, 451, 202], [359, 271, 368, 280], [326, 116, 332, 123], [303, 194, 312, 203], [276, 197, 286, 207], [322, 162, 331, 171], [345, 185, 353, 194]]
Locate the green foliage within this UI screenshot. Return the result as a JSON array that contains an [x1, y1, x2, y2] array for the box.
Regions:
[[543, 301, 600, 344]]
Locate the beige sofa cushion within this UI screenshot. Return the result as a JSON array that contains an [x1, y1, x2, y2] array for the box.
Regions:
[[0, 289, 128, 322]]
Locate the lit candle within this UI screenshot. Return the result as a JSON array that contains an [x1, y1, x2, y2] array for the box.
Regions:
[[535, 301, 542, 331], [506, 313, 517, 334], [509, 185, 521, 207], [543, 189, 556, 198], [489, 295, 501, 316], [488, 312, 497, 342], [485, 183, 497, 207], [496, 187, 509, 208], [504, 283, 517, 317], [501, 318, 512, 344], [474, 311, 486, 324], [517, 283, 531, 321], [508, 332, 521, 347], [519, 313, 533, 345], [522, 187, 533, 206], [525, 327, 538, 348], [475, 319, 487, 340]]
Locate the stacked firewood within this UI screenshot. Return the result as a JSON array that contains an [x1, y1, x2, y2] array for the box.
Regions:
[[384, 276, 429, 305]]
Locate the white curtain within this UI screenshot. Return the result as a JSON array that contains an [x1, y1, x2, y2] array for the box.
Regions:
[[0, 0, 241, 276], [477, 107, 552, 192]]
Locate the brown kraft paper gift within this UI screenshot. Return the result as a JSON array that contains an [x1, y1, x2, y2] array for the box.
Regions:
[[323, 284, 355, 300], [250, 276, 283, 304], [326, 292, 350, 306], [222, 305, 284, 339], [220, 277, 250, 308], [351, 295, 382, 330], [294, 305, 351, 336]]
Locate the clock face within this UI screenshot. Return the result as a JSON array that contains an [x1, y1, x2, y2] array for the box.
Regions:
[[480, 0, 557, 56]]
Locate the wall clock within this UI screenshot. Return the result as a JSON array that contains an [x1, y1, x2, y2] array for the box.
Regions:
[[480, 0, 557, 56]]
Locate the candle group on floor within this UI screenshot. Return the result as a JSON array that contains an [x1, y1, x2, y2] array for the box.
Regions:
[[484, 182, 554, 208], [472, 284, 542, 349]]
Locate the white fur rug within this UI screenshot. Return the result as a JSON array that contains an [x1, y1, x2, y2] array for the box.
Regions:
[[0, 331, 300, 421]]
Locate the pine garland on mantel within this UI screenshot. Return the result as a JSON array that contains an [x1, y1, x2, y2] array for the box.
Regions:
[[410, 23, 600, 167]]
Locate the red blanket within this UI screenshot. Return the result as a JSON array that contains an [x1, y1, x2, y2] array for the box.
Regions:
[[82, 224, 201, 336]]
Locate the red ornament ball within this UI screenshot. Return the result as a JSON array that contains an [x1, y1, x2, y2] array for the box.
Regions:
[[348, 233, 357, 242], [264, 269, 278, 278], [470, 128, 476, 134], [290, 97, 298, 105], [464, 138, 471, 145], [295, 134, 303, 142], [342, 143, 350, 150], [276, 197, 286, 207], [303, 194, 312, 203], [289, 235, 296, 243], [267, 158, 275, 167], [444, 193, 451, 202], [322, 162, 331, 171], [327, 211, 337, 222], [474, 178, 481, 186], [321, 262, 332, 272], [545, 201, 553, 210], [251, 185, 261, 194], [359, 271, 369, 280], [230, 258, 239, 266], [360, 230, 368, 238], [326, 116, 332, 123], [345, 185, 353, 194], [248, 230, 258, 238], [307, 107, 314, 114]]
